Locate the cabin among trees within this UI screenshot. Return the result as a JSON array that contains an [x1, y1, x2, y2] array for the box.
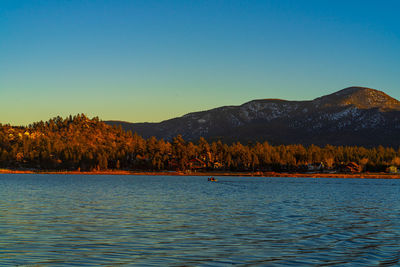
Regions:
[[338, 162, 362, 173], [189, 158, 206, 170], [387, 166, 398, 174], [1, 114, 400, 173]]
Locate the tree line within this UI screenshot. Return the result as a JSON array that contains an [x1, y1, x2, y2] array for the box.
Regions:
[[0, 114, 399, 172]]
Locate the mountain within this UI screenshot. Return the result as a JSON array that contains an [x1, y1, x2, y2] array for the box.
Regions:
[[106, 87, 400, 146]]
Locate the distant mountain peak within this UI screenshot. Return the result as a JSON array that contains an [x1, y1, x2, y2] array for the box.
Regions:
[[314, 86, 400, 110], [334, 86, 373, 95], [106, 86, 400, 146]]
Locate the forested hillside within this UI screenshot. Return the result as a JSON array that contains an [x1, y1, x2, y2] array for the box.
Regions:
[[1, 114, 400, 172]]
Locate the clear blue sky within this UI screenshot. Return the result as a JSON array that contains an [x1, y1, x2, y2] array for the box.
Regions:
[[1, 0, 399, 125]]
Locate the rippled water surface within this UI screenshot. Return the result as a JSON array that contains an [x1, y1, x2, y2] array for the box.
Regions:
[[1, 174, 400, 265]]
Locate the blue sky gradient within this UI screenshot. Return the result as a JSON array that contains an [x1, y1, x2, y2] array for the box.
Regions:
[[1, 0, 399, 125]]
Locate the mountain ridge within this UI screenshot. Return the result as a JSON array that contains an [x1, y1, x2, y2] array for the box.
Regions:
[[106, 87, 400, 146]]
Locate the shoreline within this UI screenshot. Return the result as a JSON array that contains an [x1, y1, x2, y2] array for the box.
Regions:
[[1, 169, 400, 179]]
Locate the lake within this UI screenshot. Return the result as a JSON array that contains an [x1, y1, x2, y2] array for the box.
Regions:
[[1, 174, 400, 265]]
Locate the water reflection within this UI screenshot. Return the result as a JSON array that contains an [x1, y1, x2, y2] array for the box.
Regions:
[[1, 174, 400, 265]]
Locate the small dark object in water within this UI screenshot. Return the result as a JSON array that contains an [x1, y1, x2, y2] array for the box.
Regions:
[[208, 177, 218, 182]]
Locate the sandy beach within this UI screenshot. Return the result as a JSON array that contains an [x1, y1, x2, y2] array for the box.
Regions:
[[1, 169, 400, 179]]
